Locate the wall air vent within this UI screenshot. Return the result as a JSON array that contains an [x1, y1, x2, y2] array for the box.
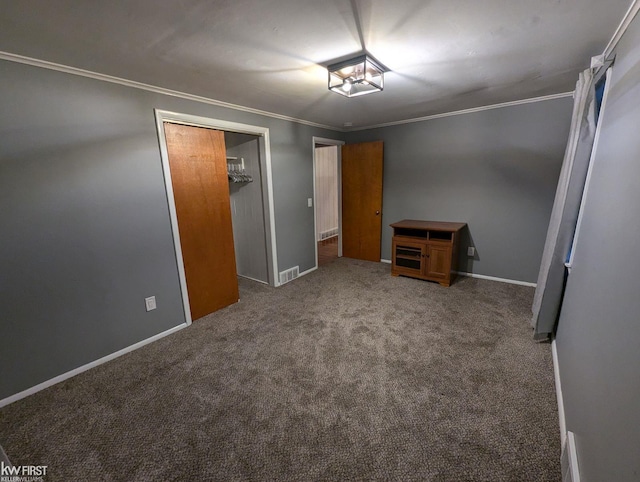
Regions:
[[320, 228, 338, 240]]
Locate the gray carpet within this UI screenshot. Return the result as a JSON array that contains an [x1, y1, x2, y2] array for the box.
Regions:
[[0, 258, 560, 481]]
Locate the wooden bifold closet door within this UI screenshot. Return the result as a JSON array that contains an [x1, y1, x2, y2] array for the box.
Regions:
[[163, 122, 239, 320]]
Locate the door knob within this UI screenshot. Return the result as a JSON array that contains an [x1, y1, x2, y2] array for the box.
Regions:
[[375, 211, 380, 215]]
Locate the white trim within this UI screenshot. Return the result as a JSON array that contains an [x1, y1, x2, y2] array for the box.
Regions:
[[298, 266, 318, 278], [348, 92, 574, 131], [566, 431, 582, 482], [0, 324, 188, 408], [603, 0, 640, 59], [552, 337, 567, 449], [238, 275, 269, 285], [455, 271, 537, 287], [567, 68, 613, 270], [312, 137, 345, 268], [337, 146, 343, 259], [312, 143, 319, 268], [0, 445, 10, 466], [0, 51, 576, 133], [260, 132, 279, 286], [313, 137, 346, 146], [155, 111, 280, 323], [0, 50, 338, 132], [380, 259, 392, 264], [154, 113, 193, 324]]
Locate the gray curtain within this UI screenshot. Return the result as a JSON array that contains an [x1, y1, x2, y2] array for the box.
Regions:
[[532, 69, 597, 339]]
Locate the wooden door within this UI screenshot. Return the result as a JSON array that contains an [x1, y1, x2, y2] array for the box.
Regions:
[[163, 122, 239, 320], [342, 141, 383, 261], [426, 244, 451, 281]]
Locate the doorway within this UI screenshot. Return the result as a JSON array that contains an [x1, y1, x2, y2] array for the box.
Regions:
[[225, 132, 269, 284], [313, 137, 344, 268], [341, 141, 384, 262], [155, 110, 279, 325]]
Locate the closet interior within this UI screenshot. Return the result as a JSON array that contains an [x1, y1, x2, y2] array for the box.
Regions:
[[224, 132, 269, 285]]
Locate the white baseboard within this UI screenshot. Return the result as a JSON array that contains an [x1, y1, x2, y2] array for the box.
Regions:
[[455, 271, 537, 287], [381, 264, 534, 286], [298, 266, 317, 278], [238, 274, 269, 285], [554, 337, 580, 482], [0, 323, 188, 408], [552, 337, 567, 448], [562, 431, 581, 482]]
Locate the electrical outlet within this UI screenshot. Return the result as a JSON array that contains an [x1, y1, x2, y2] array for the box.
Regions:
[[145, 296, 157, 312], [307, 198, 313, 207], [467, 247, 476, 257]]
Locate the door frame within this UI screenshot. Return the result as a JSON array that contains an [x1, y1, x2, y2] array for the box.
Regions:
[[155, 109, 279, 325], [312, 137, 345, 268]]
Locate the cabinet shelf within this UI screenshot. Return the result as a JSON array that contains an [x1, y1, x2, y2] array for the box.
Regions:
[[395, 247, 421, 258], [396, 255, 422, 261], [390, 220, 466, 287]]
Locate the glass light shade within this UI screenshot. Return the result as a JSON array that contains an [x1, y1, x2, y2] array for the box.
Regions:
[[328, 55, 384, 97]]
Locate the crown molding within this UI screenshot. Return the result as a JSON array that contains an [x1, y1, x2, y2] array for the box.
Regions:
[[0, 51, 593, 134], [0, 51, 341, 132], [603, 0, 640, 59], [346, 92, 574, 132]]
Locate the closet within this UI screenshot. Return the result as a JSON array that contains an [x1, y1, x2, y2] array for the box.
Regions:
[[224, 132, 269, 284], [163, 123, 270, 321]]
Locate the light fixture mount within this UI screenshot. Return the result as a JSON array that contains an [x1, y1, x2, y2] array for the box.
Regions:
[[328, 54, 384, 98]]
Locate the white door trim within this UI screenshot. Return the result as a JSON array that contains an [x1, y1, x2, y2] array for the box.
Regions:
[[312, 137, 345, 268], [566, 68, 613, 272], [155, 110, 280, 326]]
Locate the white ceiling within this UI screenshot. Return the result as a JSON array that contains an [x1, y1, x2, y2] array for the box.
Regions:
[[0, 0, 632, 130]]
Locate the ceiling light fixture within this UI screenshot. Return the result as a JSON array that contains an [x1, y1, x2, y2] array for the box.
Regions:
[[328, 54, 384, 98]]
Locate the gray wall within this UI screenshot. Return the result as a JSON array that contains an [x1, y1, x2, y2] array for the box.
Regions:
[[554, 14, 640, 481], [0, 59, 338, 400], [0, 55, 575, 403], [346, 98, 573, 283]]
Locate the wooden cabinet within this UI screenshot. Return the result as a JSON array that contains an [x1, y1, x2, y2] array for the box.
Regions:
[[391, 220, 466, 287]]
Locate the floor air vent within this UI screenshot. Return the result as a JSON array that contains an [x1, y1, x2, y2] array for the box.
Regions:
[[279, 266, 299, 285]]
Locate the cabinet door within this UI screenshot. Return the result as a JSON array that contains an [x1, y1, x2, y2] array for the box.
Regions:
[[426, 244, 451, 280], [392, 239, 425, 276]]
